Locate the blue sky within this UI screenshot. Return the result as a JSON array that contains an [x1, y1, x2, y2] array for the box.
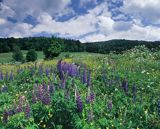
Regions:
[[0, 0, 160, 42]]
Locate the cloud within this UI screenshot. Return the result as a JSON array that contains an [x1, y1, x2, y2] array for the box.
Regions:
[[121, 0, 160, 25], [81, 23, 160, 42], [0, 0, 160, 42], [31, 2, 114, 38], [1, 0, 72, 21], [0, 18, 6, 25]]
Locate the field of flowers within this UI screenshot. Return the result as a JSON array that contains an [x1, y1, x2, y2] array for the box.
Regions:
[[0, 46, 160, 129]]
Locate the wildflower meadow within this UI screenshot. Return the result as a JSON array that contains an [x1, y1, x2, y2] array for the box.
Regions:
[[0, 46, 160, 129]]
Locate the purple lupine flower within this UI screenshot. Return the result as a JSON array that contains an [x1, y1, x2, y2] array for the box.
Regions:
[[57, 60, 80, 79], [76, 93, 83, 113], [57, 60, 62, 71], [16, 96, 25, 113], [132, 84, 137, 103], [7, 106, 14, 116], [57, 60, 63, 79], [42, 82, 47, 91], [158, 99, 160, 116], [48, 84, 54, 94], [0, 72, 3, 80], [45, 68, 50, 76], [87, 70, 91, 87], [86, 96, 90, 103], [69, 64, 78, 77], [38, 65, 43, 76], [9, 72, 13, 81], [36, 85, 43, 100], [25, 102, 31, 118], [122, 79, 128, 95], [61, 78, 66, 89], [32, 91, 37, 103], [41, 92, 51, 105], [16, 103, 23, 113], [86, 92, 95, 103], [5, 72, 8, 81], [90, 92, 94, 103], [108, 100, 113, 110], [86, 87, 94, 104], [2, 109, 8, 123], [82, 65, 87, 84]]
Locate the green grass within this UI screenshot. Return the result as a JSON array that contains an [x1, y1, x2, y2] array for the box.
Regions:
[[0, 51, 44, 63]]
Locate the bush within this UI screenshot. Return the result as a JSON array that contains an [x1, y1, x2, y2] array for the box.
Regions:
[[43, 41, 62, 59], [12, 46, 24, 62], [26, 49, 37, 62]]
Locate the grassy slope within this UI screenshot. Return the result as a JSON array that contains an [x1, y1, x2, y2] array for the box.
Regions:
[[0, 50, 160, 86], [0, 51, 44, 63]]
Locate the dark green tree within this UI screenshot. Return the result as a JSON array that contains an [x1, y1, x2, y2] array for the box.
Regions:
[[26, 49, 37, 62], [12, 46, 24, 62], [43, 40, 62, 59]]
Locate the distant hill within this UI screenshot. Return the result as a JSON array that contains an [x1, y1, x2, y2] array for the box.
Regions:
[[85, 39, 160, 53]]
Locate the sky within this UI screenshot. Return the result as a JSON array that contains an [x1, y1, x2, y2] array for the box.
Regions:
[[0, 0, 160, 42]]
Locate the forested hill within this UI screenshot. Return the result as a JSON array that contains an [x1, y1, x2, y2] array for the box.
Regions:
[[0, 37, 160, 53], [0, 37, 84, 53], [85, 39, 160, 53]]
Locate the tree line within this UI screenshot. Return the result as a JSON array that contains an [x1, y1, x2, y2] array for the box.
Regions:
[[85, 39, 160, 54], [0, 37, 160, 54], [0, 37, 84, 53]]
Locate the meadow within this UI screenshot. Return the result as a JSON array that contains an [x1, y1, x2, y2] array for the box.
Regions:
[[0, 51, 44, 64], [0, 46, 160, 129]]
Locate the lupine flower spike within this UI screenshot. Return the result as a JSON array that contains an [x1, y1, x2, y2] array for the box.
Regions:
[[132, 84, 137, 103], [3, 108, 8, 123], [25, 101, 31, 118], [76, 91, 83, 113], [122, 79, 128, 95], [87, 70, 91, 87], [158, 99, 160, 116], [108, 100, 113, 110]]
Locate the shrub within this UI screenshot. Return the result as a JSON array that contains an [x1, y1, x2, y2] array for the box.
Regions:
[[12, 46, 24, 62], [26, 49, 37, 62], [43, 41, 62, 59]]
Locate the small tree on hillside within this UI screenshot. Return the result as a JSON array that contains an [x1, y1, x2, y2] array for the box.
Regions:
[[43, 41, 62, 59], [12, 46, 24, 62], [26, 49, 37, 62]]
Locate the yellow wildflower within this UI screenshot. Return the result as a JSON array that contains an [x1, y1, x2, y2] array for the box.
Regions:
[[43, 124, 46, 128]]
